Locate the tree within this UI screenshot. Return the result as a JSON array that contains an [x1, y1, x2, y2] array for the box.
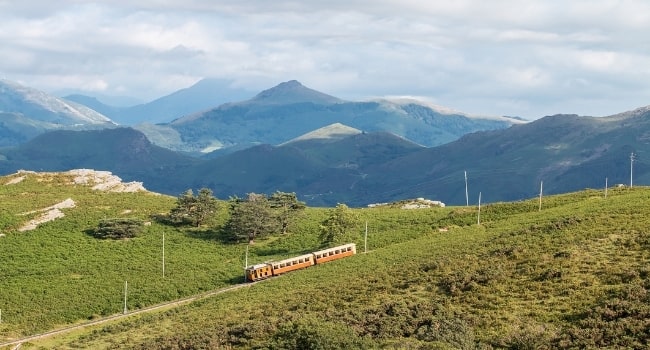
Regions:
[[269, 191, 306, 234], [320, 203, 359, 244], [168, 188, 219, 227], [92, 218, 144, 239], [226, 193, 278, 243]]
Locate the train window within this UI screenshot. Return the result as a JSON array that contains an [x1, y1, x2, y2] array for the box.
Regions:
[[335, 250, 340, 254]]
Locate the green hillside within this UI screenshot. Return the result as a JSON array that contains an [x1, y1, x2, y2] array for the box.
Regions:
[[1, 171, 650, 349]]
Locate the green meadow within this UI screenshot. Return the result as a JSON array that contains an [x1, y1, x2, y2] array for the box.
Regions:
[[1, 171, 650, 349]]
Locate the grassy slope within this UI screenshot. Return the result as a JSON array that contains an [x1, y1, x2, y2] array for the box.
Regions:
[[2, 172, 650, 349]]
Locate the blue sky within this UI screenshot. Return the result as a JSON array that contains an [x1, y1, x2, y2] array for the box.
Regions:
[[1, 0, 649, 119]]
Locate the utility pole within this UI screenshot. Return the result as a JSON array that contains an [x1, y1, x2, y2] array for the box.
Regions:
[[539, 181, 543, 211], [364, 221, 368, 254], [244, 244, 249, 282], [630, 152, 636, 188], [477, 192, 482, 225], [162, 232, 165, 278], [605, 177, 608, 198], [123, 281, 128, 314], [464, 171, 469, 207]]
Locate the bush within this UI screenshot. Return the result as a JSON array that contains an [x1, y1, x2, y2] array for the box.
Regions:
[[91, 218, 144, 239], [267, 317, 368, 350]]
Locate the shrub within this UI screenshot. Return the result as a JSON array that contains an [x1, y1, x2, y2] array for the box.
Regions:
[[91, 218, 144, 239]]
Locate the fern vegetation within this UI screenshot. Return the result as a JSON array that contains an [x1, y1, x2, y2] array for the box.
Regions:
[[1, 171, 650, 349]]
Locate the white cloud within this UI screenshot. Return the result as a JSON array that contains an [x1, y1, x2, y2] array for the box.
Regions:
[[0, 0, 649, 118]]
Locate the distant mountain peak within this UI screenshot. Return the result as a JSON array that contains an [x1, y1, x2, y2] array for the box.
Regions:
[[250, 80, 342, 105], [280, 123, 362, 146]]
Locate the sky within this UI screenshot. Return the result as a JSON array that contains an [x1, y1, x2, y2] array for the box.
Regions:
[[1, 0, 649, 119]]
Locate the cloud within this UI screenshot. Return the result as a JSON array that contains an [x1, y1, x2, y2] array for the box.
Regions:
[[0, 0, 649, 119]]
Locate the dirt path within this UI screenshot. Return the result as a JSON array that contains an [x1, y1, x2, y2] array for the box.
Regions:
[[0, 282, 254, 349]]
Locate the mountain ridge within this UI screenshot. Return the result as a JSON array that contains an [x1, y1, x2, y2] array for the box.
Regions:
[[2, 107, 648, 207], [0, 79, 115, 125]]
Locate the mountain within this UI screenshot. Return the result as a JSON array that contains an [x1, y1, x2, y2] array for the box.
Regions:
[[280, 122, 362, 145], [4, 107, 649, 207], [0, 79, 117, 147], [0, 127, 199, 195], [141, 80, 521, 154], [247, 79, 342, 105], [361, 106, 650, 205], [184, 129, 425, 205], [0, 112, 51, 147], [0, 79, 114, 125], [68, 78, 256, 125], [62, 94, 121, 119]]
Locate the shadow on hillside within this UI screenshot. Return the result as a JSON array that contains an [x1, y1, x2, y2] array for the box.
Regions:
[[183, 227, 235, 244], [227, 275, 248, 284], [250, 247, 291, 256]]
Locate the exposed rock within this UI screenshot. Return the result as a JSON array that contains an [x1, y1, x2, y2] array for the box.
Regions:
[[66, 169, 147, 192], [19, 198, 76, 232]]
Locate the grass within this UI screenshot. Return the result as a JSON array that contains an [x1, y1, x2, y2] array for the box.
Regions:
[[2, 171, 650, 348]]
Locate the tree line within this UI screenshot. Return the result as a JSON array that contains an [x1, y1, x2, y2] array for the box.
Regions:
[[92, 187, 359, 244]]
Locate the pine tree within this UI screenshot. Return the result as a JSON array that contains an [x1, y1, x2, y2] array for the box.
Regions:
[[226, 193, 278, 243], [269, 191, 306, 234], [168, 188, 219, 227]]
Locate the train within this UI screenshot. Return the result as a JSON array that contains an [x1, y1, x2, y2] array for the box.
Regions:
[[245, 243, 357, 282]]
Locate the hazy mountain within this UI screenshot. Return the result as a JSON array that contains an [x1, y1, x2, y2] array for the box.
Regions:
[[0, 79, 117, 147], [0, 79, 115, 125], [62, 94, 121, 119], [70, 78, 257, 125], [143, 80, 521, 154], [246, 79, 342, 105], [0, 112, 51, 147]]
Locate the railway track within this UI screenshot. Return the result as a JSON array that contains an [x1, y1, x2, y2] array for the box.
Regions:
[[0, 282, 254, 349]]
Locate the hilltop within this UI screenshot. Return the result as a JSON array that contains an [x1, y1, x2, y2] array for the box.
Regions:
[[1, 170, 650, 348]]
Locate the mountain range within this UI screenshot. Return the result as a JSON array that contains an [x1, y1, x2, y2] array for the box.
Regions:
[[0, 78, 522, 153], [1, 77, 647, 207], [63, 78, 256, 125], [1, 106, 648, 206], [149, 80, 522, 154]]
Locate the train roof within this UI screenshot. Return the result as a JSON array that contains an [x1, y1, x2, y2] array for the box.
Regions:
[[312, 243, 356, 255], [273, 253, 315, 265], [245, 263, 270, 271]]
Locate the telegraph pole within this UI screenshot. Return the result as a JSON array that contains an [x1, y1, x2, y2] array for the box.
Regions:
[[630, 152, 636, 188], [364, 221, 368, 253], [464, 171, 469, 206], [162, 232, 165, 278], [123, 281, 128, 314], [539, 181, 543, 211], [244, 244, 249, 282], [477, 192, 482, 225]]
